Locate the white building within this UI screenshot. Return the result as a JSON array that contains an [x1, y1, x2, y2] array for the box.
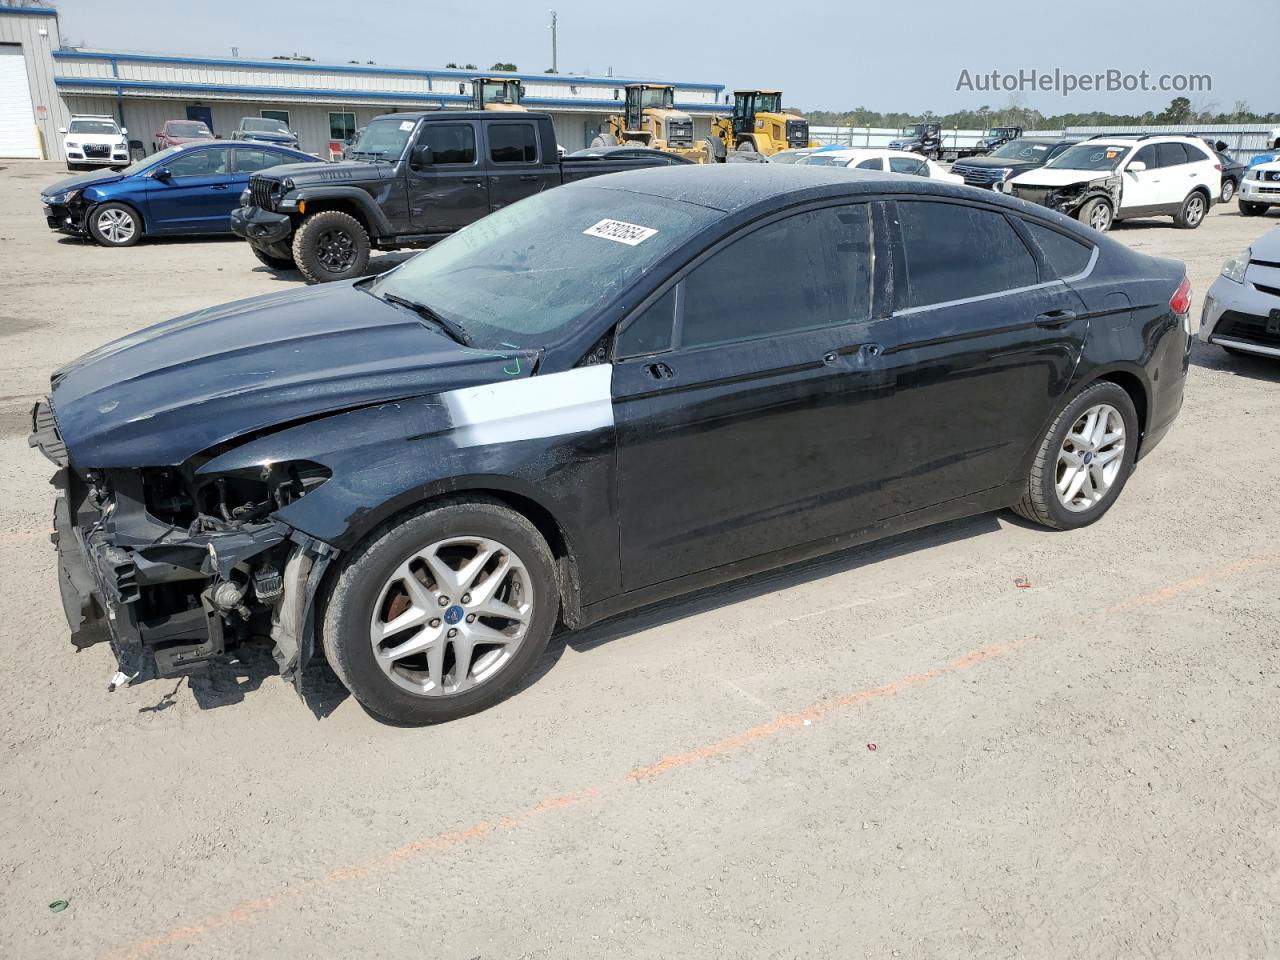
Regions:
[[0, 4, 727, 160]]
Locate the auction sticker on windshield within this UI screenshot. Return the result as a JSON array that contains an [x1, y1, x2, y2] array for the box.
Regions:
[[583, 219, 658, 246]]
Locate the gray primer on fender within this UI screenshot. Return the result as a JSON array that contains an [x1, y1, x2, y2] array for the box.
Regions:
[[443, 365, 614, 447]]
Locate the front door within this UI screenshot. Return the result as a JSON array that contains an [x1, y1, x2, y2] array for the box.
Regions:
[[612, 202, 897, 591], [878, 199, 1089, 516], [144, 145, 235, 232], [484, 120, 557, 211], [185, 105, 214, 135], [406, 120, 489, 233], [1119, 144, 1167, 215]]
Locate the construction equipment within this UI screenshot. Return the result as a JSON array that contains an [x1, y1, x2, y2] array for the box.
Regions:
[[592, 84, 709, 163], [710, 90, 814, 158], [471, 77, 527, 112]]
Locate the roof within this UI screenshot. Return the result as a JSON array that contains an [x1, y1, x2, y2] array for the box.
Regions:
[[582, 163, 988, 214]]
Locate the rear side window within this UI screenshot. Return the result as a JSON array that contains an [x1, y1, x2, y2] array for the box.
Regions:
[[489, 123, 538, 164], [1157, 142, 1190, 167], [855, 157, 881, 170], [1023, 221, 1093, 280], [897, 201, 1037, 308], [235, 148, 290, 173], [419, 124, 476, 165], [681, 204, 872, 349]]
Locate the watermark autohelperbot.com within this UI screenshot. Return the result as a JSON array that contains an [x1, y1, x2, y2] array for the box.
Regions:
[[956, 68, 1212, 98]]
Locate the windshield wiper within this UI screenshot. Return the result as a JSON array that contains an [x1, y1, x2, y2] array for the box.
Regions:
[[380, 292, 471, 345]]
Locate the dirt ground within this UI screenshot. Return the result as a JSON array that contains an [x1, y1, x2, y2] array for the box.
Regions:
[[2, 160, 1278, 960]]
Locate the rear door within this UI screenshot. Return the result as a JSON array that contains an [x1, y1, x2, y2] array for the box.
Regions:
[[484, 119, 558, 211], [877, 198, 1090, 516], [406, 119, 489, 233], [612, 201, 898, 590], [144, 146, 236, 233]]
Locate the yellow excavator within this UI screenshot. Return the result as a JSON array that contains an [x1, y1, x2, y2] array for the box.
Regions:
[[592, 84, 710, 163], [709, 90, 815, 157], [471, 77, 527, 111]]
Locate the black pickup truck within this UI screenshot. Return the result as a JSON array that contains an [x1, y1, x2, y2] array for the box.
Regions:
[[231, 110, 675, 282]]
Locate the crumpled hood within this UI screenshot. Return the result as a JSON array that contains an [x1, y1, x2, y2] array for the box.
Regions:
[[42, 169, 125, 196], [1009, 167, 1112, 188], [49, 282, 537, 469]]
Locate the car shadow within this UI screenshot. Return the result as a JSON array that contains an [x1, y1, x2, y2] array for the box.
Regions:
[[1191, 339, 1280, 382], [250, 249, 417, 284]]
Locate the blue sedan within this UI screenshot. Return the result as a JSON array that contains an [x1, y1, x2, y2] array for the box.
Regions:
[[40, 140, 315, 247]]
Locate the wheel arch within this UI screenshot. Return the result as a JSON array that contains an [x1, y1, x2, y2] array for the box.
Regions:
[[85, 196, 149, 236], [292, 187, 391, 237]]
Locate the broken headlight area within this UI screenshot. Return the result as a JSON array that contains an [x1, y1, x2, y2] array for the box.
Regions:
[[50, 460, 336, 691]]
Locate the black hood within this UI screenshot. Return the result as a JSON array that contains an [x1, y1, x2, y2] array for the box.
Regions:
[[255, 158, 395, 183], [49, 282, 537, 469], [42, 169, 126, 197], [953, 154, 1045, 171]]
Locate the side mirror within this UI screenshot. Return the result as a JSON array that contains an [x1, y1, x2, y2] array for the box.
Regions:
[[121, 127, 128, 135], [1127, 161, 1147, 173], [410, 144, 433, 167], [152, 167, 173, 181]]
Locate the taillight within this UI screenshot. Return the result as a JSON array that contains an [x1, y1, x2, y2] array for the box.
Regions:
[[1214, 163, 1223, 171], [1170, 275, 1192, 316]]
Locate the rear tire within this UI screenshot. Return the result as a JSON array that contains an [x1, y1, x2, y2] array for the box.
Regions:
[[292, 210, 370, 284], [320, 498, 560, 725], [1220, 178, 1236, 203], [1012, 381, 1139, 531], [1173, 191, 1208, 229], [590, 133, 618, 148], [250, 243, 296, 270], [1076, 197, 1113, 232], [1238, 200, 1267, 217]]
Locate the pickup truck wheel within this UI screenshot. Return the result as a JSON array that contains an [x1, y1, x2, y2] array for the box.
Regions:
[[1077, 197, 1113, 232], [1238, 200, 1267, 217], [250, 243, 296, 270], [292, 210, 370, 283], [1173, 191, 1207, 229], [319, 498, 560, 725], [87, 203, 142, 247]]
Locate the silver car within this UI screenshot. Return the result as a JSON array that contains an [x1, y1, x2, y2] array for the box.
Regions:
[[1199, 226, 1280, 359]]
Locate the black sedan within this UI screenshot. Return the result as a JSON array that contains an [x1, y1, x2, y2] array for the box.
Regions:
[[32, 166, 1191, 724]]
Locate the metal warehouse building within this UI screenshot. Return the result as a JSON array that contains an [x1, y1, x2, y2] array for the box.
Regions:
[[0, 4, 725, 161]]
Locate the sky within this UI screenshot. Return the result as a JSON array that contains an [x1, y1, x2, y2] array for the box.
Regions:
[[49, 0, 1277, 117]]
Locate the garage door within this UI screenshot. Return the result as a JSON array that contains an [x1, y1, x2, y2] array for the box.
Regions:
[[0, 44, 40, 159]]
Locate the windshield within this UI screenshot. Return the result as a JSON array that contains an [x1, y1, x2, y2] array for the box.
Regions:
[[347, 117, 417, 159], [167, 122, 210, 137], [990, 127, 1018, 137], [371, 186, 719, 349], [637, 88, 674, 110], [243, 118, 289, 133], [1046, 142, 1130, 171], [112, 144, 186, 177], [69, 120, 119, 135], [901, 125, 927, 137], [481, 81, 520, 104], [990, 139, 1052, 160]]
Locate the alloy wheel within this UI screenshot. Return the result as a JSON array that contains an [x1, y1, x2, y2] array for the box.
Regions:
[[316, 228, 357, 272], [1055, 403, 1126, 513], [1089, 203, 1112, 232], [369, 536, 534, 697], [96, 208, 136, 244], [1186, 195, 1205, 225], [1221, 180, 1235, 203]]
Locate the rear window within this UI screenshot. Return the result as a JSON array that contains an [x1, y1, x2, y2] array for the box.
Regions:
[[1023, 221, 1093, 279], [897, 201, 1037, 308], [489, 123, 538, 164]]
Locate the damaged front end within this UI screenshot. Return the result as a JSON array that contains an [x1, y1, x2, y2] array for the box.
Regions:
[[1009, 175, 1121, 217], [31, 400, 337, 692]]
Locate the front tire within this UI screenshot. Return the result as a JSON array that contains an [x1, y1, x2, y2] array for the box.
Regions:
[[1173, 191, 1208, 229], [1077, 197, 1113, 232], [87, 202, 142, 247], [250, 243, 296, 270], [1012, 381, 1139, 531], [1238, 199, 1267, 217], [292, 210, 370, 283], [320, 498, 560, 725]]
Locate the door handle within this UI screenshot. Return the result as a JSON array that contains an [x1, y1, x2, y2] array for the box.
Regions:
[[211, 184, 229, 190], [644, 361, 674, 380], [518, 174, 539, 182], [460, 176, 484, 186], [1034, 309, 1077, 327]]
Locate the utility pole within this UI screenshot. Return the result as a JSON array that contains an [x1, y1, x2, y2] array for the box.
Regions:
[[548, 10, 558, 73]]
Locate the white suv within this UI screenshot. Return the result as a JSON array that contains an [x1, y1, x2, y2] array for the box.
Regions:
[[1005, 135, 1221, 232], [1238, 159, 1280, 217], [61, 115, 130, 171]]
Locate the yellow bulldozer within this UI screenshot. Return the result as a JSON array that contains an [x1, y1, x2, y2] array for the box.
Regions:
[[591, 84, 710, 163], [471, 77, 527, 111], [710, 90, 815, 157]]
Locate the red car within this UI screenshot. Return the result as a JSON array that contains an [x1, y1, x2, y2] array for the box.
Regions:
[[152, 119, 214, 152]]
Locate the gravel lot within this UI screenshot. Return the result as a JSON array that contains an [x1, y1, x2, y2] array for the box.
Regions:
[[2, 160, 1278, 960]]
